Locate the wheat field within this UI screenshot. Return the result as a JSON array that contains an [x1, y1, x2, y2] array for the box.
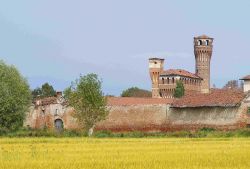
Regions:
[[0, 138, 250, 169]]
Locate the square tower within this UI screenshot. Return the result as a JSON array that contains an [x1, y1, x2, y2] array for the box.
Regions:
[[149, 58, 164, 98]]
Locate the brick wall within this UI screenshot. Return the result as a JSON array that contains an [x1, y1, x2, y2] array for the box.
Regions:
[[25, 101, 248, 132]]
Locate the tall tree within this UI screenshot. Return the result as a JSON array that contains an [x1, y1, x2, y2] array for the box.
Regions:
[[174, 81, 185, 98], [121, 87, 152, 97], [0, 60, 31, 132], [65, 74, 109, 136], [41, 83, 56, 97]]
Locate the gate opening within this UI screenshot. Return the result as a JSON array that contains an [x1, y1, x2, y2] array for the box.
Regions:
[[54, 119, 63, 132]]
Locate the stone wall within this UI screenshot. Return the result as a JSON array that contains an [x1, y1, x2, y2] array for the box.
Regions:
[[167, 106, 247, 130], [95, 105, 247, 132], [25, 101, 249, 132], [24, 104, 79, 130], [95, 104, 169, 132]]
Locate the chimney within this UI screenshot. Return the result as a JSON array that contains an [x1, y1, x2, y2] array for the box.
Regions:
[[240, 75, 250, 93]]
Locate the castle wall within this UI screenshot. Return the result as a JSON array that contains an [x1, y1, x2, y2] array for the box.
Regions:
[[95, 104, 169, 132], [95, 105, 247, 131], [167, 106, 247, 130], [25, 100, 248, 132]]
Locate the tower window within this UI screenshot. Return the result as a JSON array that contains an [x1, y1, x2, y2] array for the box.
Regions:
[[198, 40, 202, 45], [206, 40, 209, 46], [154, 62, 157, 64]]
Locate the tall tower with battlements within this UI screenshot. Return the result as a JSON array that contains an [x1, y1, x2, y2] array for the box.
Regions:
[[149, 58, 164, 98], [194, 35, 213, 93]]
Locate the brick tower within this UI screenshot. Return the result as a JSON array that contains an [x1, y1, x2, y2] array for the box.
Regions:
[[194, 35, 213, 93], [149, 58, 164, 98]]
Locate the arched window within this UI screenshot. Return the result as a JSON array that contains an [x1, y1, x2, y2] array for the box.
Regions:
[[167, 78, 170, 84], [172, 77, 175, 83], [198, 40, 202, 45], [206, 40, 209, 46], [162, 77, 164, 84]]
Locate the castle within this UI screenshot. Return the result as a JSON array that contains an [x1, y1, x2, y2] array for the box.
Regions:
[[149, 35, 213, 98], [25, 34, 250, 132]]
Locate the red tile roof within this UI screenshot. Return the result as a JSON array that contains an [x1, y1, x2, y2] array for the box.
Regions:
[[107, 97, 173, 106], [240, 75, 250, 80], [160, 69, 202, 79], [171, 89, 245, 108]]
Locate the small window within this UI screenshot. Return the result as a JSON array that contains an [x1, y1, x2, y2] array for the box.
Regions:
[[55, 109, 58, 116], [162, 78, 164, 84], [154, 62, 157, 64], [198, 40, 202, 45], [206, 40, 209, 46]]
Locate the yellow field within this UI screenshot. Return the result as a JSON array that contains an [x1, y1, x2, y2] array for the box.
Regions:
[[0, 138, 250, 169]]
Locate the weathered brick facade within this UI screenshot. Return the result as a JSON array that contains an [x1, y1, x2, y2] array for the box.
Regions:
[[24, 92, 250, 132], [149, 35, 213, 98]]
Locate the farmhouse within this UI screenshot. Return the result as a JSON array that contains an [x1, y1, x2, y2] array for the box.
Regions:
[[25, 35, 250, 132]]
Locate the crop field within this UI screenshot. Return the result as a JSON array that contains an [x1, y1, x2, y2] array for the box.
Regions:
[[0, 138, 250, 169]]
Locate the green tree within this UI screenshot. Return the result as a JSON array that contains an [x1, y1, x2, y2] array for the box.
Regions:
[[174, 81, 185, 98], [66, 74, 109, 136], [32, 82, 56, 99], [32, 87, 42, 99], [0, 60, 31, 132], [121, 87, 152, 97], [41, 83, 56, 97]]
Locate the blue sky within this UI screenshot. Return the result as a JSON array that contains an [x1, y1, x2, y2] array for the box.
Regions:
[[0, 0, 250, 95]]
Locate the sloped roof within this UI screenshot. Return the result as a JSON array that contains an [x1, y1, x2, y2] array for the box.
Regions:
[[149, 58, 164, 61], [160, 69, 202, 79], [194, 34, 212, 39], [107, 97, 173, 106], [35, 97, 58, 106], [171, 89, 245, 108], [240, 75, 250, 80]]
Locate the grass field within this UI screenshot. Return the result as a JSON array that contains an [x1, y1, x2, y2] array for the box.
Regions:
[[0, 138, 250, 169]]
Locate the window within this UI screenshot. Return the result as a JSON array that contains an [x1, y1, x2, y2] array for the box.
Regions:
[[248, 107, 250, 114], [54, 109, 58, 116], [162, 78, 164, 84], [198, 40, 202, 45], [206, 40, 209, 46]]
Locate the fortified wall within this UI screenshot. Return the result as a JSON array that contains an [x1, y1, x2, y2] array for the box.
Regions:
[[25, 90, 250, 132]]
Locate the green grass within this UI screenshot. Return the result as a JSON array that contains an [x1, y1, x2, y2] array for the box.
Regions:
[[3, 127, 250, 138]]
